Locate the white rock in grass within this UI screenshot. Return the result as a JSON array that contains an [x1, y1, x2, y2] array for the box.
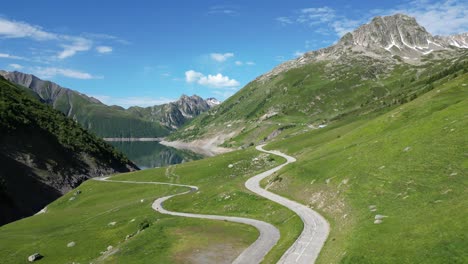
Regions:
[[228, 164, 234, 168], [374, 219, 383, 224], [67, 241, 76, 247], [108, 221, 117, 226], [107, 245, 113, 251], [374, 214, 387, 220], [28, 253, 43, 262]]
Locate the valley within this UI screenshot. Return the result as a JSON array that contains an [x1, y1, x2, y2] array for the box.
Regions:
[[0, 9, 467, 264]]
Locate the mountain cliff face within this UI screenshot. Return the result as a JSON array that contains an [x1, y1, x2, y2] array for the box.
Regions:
[[0, 77, 138, 225], [171, 14, 468, 147], [127, 95, 219, 129], [0, 71, 217, 136]]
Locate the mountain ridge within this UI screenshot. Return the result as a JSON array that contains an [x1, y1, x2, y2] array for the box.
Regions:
[[0, 70, 218, 136]]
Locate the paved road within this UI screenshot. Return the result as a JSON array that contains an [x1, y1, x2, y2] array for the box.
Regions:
[[94, 177, 280, 264], [95, 144, 329, 264], [248, 145, 330, 264]]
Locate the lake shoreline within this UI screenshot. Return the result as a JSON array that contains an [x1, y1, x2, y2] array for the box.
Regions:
[[103, 138, 163, 142]]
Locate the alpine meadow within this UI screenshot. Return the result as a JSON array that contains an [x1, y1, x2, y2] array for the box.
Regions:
[[0, 2, 467, 264]]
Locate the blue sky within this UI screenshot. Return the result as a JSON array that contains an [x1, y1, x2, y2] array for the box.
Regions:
[[0, 0, 467, 107]]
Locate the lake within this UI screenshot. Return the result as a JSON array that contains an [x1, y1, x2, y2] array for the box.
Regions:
[[108, 141, 203, 169]]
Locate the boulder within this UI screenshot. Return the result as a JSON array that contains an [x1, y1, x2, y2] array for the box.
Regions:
[[28, 253, 43, 262]]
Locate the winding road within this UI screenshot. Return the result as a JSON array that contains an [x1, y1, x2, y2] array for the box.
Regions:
[[95, 145, 329, 263]]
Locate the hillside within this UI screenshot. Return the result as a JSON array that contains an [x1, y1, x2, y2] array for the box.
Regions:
[[0, 12, 467, 264], [0, 77, 138, 225], [170, 14, 468, 148], [0, 72, 465, 263], [0, 71, 218, 137]]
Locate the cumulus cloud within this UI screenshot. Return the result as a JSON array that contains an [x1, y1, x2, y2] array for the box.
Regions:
[[185, 70, 240, 88], [8, 63, 23, 69], [33, 67, 102, 79], [235, 60, 243, 66], [96, 46, 113, 53], [185, 70, 204, 83], [210, 52, 234, 62]]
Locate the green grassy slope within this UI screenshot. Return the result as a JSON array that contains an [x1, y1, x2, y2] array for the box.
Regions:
[[264, 73, 468, 263], [0, 147, 301, 263], [0, 73, 465, 263], [0, 180, 257, 263], [171, 51, 467, 148]]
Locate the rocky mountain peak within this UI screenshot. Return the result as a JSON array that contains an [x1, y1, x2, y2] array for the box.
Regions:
[[337, 13, 440, 57], [258, 13, 467, 82]]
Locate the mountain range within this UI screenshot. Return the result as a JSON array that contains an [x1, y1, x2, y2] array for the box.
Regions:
[[0, 70, 218, 137]]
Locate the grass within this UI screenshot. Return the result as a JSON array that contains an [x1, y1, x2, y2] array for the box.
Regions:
[[112, 148, 302, 263], [0, 147, 302, 263], [0, 179, 258, 263], [263, 73, 468, 263]]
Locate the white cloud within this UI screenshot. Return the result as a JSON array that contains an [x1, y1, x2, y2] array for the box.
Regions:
[[298, 7, 336, 25], [332, 18, 362, 36], [0, 17, 124, 60], [57, 37, 92, 59], [185, 70, 204, 83], [210, 52, 234, 62], [91, 95, 175, 108], [199, 74, 240, 88], [185, 70, 240, 88], [234, 60, 254, 66], [33, 67, 102, 79], [96, 46, 113, 53], [0, 18, 57, 40], [0, 53, 25, 60], [8, 63, 23, 69], [208, 6, 238, 16], [276, 17, 293, 25]]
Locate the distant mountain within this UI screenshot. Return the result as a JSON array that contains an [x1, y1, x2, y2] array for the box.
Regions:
[[0, 71, 218, 137], [260, 14, 468, 81], [170, 13, 468, 147], [0, 76, 138, 225], [127, 95, 218, 129]]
